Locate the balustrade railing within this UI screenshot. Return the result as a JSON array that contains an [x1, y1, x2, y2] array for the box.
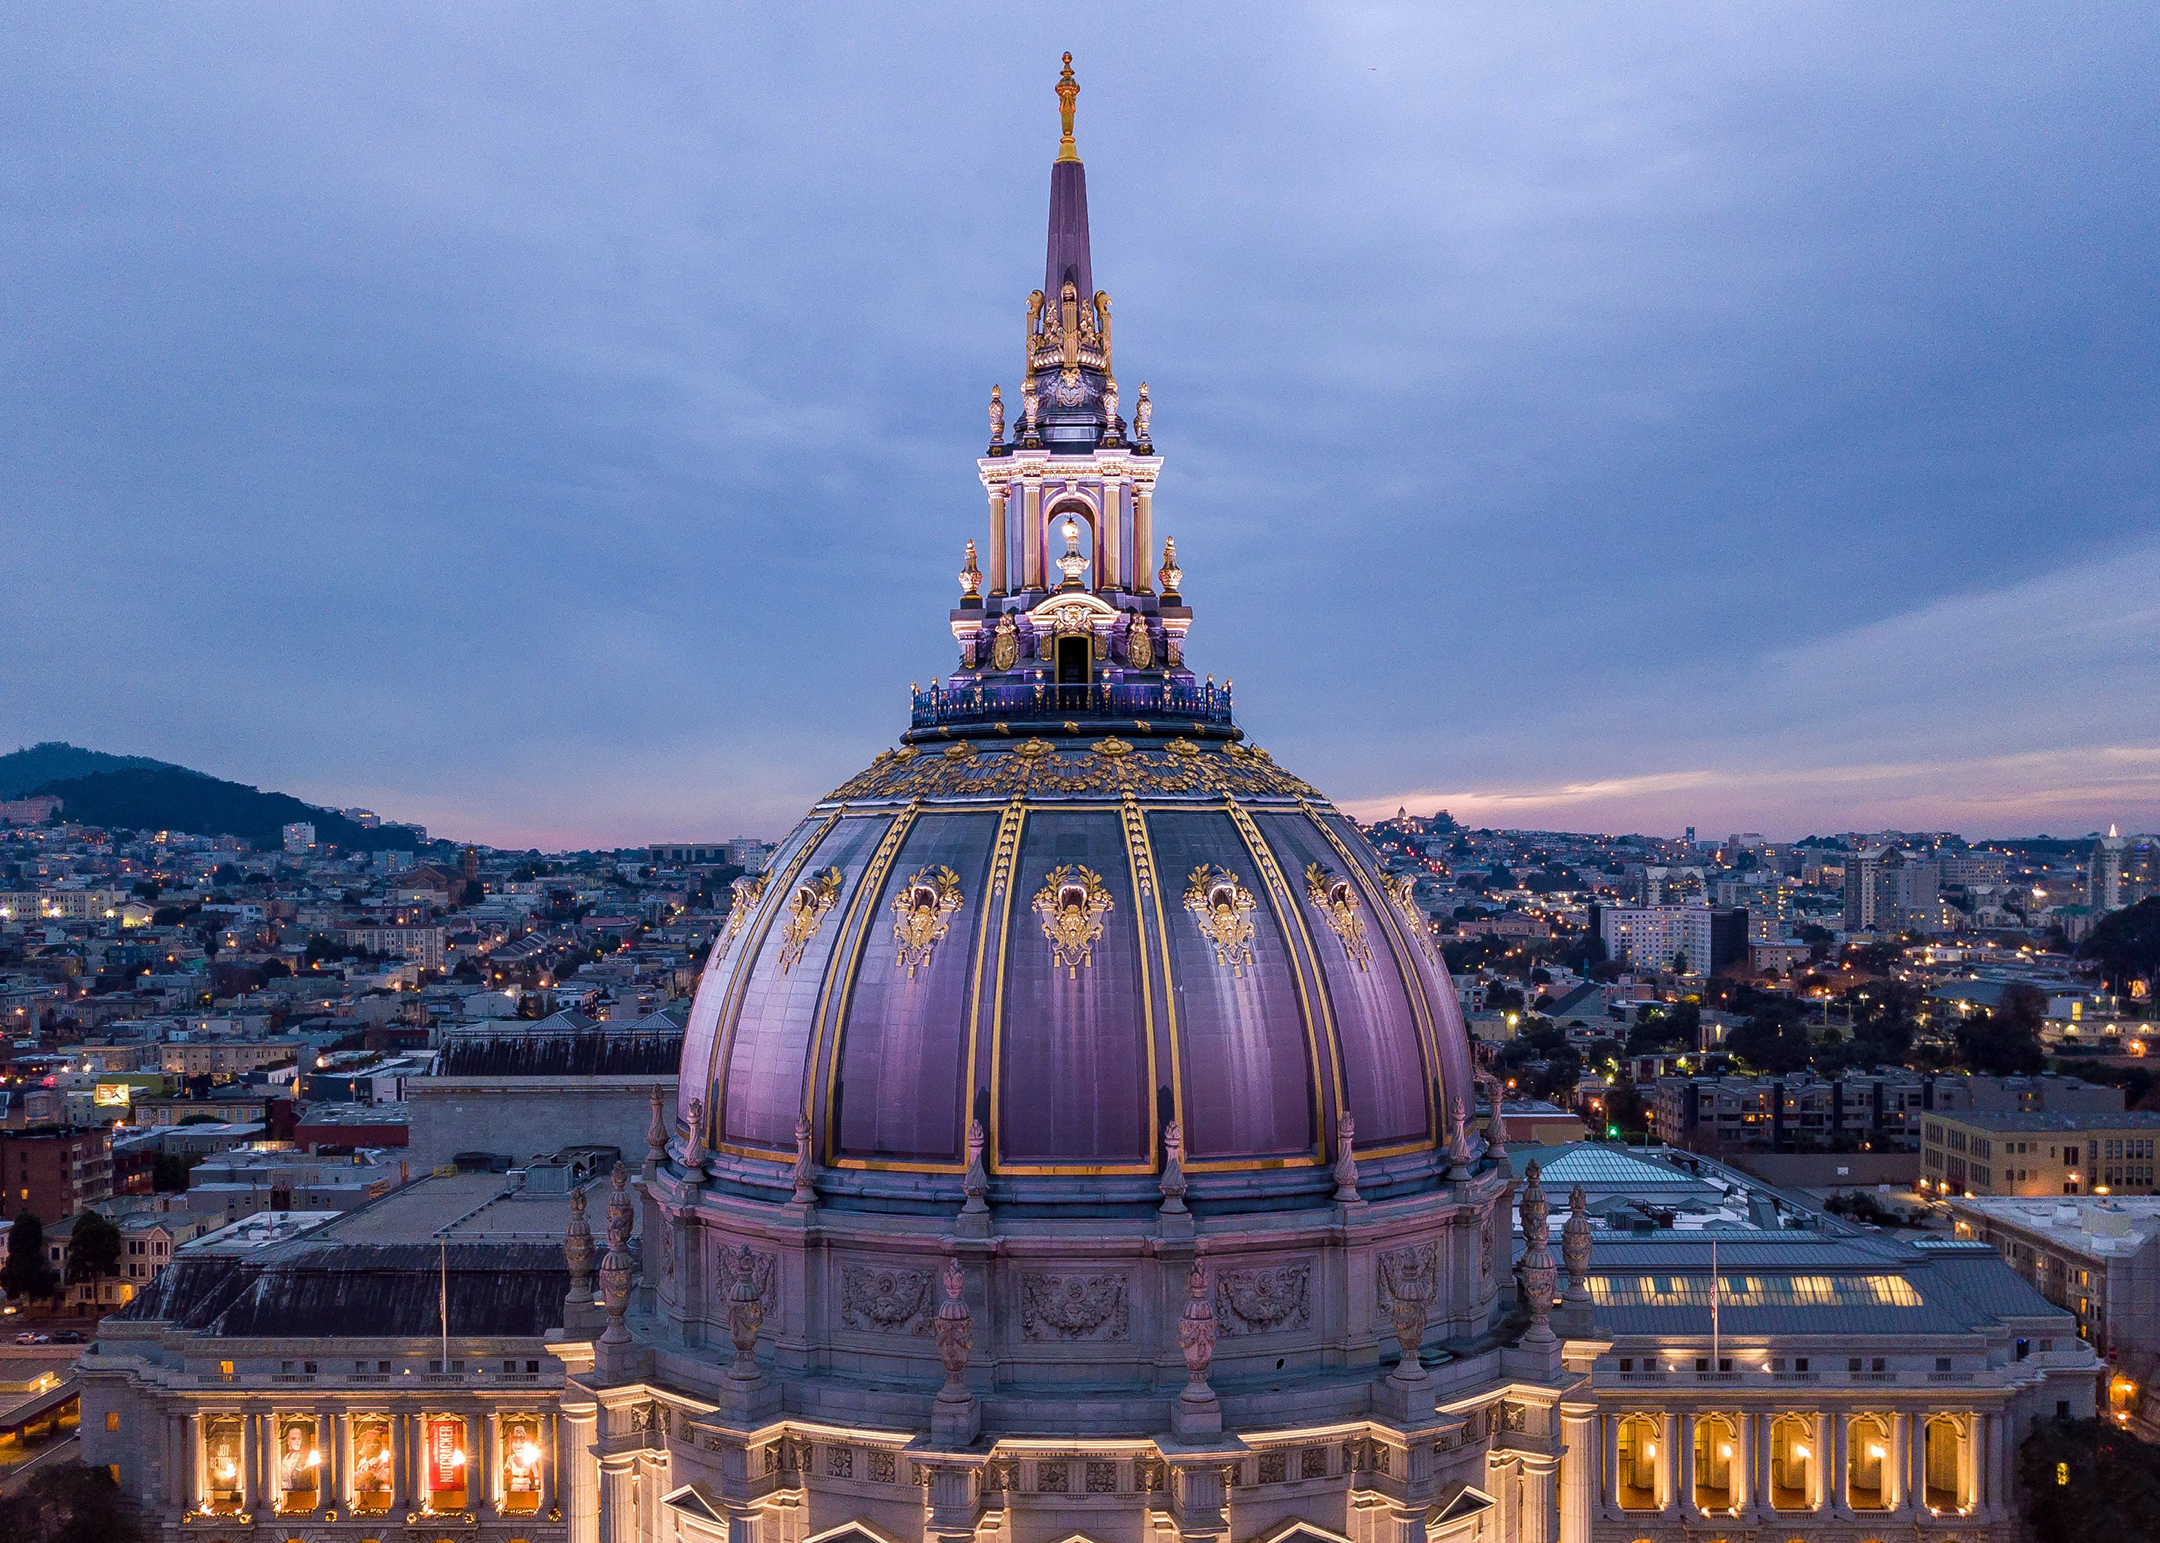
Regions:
[[910, 677, 1233, 730]]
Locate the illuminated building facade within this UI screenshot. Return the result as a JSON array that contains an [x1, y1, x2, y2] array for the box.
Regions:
[[88, 58, 2103, 1543]]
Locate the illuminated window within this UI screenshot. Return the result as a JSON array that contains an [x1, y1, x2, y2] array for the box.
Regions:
[[273, 1412, 324, 1514], [201, 1413, 245, 1514], [1769, 1415, 1814, 1510], [422, 1413, 470, 1513], [498, 1412, 544, 1515], [1616, 1414, 1661, 1510], [350, 1413, 395, 1514], [1924, 1416, 1964, 1511], [1692, 1414, 1736, 1512], [1847, 1414, 1891, 1509], [105, 1411, 119, 1433], [1588, 1274, 1922, 1309]]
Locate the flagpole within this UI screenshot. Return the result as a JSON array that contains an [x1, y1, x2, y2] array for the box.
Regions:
[[440, 1234, 449, 1373], [1710, 1233, 1719, 1369]]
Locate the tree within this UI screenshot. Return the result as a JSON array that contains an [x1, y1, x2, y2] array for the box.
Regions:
[[2018, 1417, 2160, 1543], [2081, 894, 2160, 993], [1, 1212, 59, 1303], [64, 1211, 121, 1287], [0, 1459, 149, 1543], [150, 1153, 195, 1193], [1670, 949, 1691, 976], [1957, 984, 2048, 1076], [1728, 1003, 1812, 1075]]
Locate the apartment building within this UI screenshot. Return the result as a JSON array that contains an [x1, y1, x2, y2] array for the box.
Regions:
[[1921, 1110, 2160, 1197]]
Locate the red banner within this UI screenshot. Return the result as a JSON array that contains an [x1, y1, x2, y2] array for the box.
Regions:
[[425, 1416, 467, 1492]]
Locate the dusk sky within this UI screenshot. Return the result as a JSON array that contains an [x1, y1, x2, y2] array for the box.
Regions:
[[5, 8, 2157, 850]]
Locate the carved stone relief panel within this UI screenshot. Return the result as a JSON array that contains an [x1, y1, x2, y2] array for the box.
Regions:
[[1213, 1261, 1312, 1337], [839, 1263, 935, 1337], [1019, 1272, 1130, 1341], [1374, 1240, 1439, 1310], [713, 1240, 780, 1317]]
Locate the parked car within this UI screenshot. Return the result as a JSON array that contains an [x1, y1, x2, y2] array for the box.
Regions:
[[55, 1329, 85, 1344], [14, 1331, 50, 1345]]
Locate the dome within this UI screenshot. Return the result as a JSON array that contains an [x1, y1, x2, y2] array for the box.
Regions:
[[678, 730, 1479, 1208]]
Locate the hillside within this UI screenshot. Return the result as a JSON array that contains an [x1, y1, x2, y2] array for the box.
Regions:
[[30, 766, 426, 851], [0, 741, 177, 798]]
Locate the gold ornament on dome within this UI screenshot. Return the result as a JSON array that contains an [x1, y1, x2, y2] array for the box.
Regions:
[[1184, 865, 1257, 975], [1166, 737, 1200, 758], [990, 615, 1019, 672], [891, 866, 964, 978], [1016, 737, 1054, 759], [1306, 862, 1372, 970], [1125, 614, 1153, 669], [943, 742, 975, 761], [1093, 737, 1132, 758], [959, 540, 982, 599], [1034, 865, 1113, 978], [722, 873, 766, 950], [1383, 872, 1440, 962], [775, 867, 844, 974], [1159, 537, 1182, 595]]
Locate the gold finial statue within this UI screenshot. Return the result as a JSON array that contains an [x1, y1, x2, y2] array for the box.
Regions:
[[1159, 537, 1182, 598], [960, 540, 982, 599], [1055, 53, 1080, 162]]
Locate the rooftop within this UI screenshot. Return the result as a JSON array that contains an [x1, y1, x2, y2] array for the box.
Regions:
[[1947, 1195, 2160, 1257], [1933, 1110, 2160, 1132]]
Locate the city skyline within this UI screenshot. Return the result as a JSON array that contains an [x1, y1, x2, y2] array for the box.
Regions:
[[5, 10, 2157, 848]]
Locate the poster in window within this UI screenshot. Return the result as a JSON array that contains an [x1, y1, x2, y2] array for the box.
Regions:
[[500, 1414, 543, 1514], [275, 1413, 322, 1511], [350, 1413, 394, 1513], [203, 1413, 245, 1513], [424, 1413, 469, 1505]]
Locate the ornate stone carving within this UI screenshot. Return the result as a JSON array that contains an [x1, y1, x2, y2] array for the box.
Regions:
[[1033, 865, 1113, 977], [840, 1264, 935, 1336], [722, 873, 765, 950], [605, 1161, 634, 1254], [1020, 374, 1040, 445], [724, 1244, 766, 1375], [1482, 1073, 1510, 1165], [1134, 381, 1152, 450], [1125, 613, 1153, 669], [1159, 537, 1181, 597], [1183, 864, 1256, 974], [988, 384, 1005, 449], [774, 866, 843, 974], [933, 1257, 972, 1397], [1019, 1272, 1130, 1341], [1178, 1259, 1217, 1395], [1101, 374, 1120, 443], [1381, 1244, 1433, 1382], [790, 1115, 815, 1205], [644, 1084, 666, 1173], [1562, 1182, 1593, 1305], [598, 1171, 635, 1347], [1374, 1240, 1438, 1311], [1159, 1120, 1188, 1214], [1519, 1160, 1558, 1347], [890, 865, 964, 978], [825, 738, 1325, 807], [1333, 1111, 1360, 1203], [1382, 871, 1438, 962], [1054, 516, 1089, 588], [563, 1184, 593, 1302], [1446, 1095, 1476, 1182], [1213, 1262, 1311, 1336], [962, 1119, 989, 1213], [683, 1097, 707, 1170], [990, 614, 1019, 671], [959, 540, 982, 600], [1305, 862, 1372, 970]]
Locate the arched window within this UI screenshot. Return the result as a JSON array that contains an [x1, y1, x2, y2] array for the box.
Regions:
[[1616, 1414, 1661, 1510], [1693, 1414, 1737, 1512], [1846, 1415, 1892, 1510], [1923, 1416, 1965, 1512], [1768, 1415, 1814, 1510]]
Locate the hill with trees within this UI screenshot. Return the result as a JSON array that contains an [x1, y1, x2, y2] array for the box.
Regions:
[[28, 765, 425, 852], [0, 740, 177, 798]]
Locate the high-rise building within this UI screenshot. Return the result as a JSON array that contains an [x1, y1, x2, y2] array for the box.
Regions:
[[2090, 825, 2126, 912], [281, 821, 316, 854]]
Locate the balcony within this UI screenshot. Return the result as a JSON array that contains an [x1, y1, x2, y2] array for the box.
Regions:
[[909, 678, 1234, 732]]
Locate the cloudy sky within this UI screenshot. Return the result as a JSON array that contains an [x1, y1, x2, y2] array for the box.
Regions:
[[5, 7, 2156, 848]]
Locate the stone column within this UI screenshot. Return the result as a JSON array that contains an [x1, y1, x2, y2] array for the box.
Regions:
[[183, 1412, 200, 1512], [1602, 1413, 1619, 1515], [245, 1412, 260, 1516], [1135, 484, 1155, 592], [1830, 1409, 1847, 1516], [988, 488, 1009, 595], [1022, 479, 1044, 592], [1521, 1451, 1559, 1543], [598, 1451, 637, 1543], [1902, 1411, 1922, 1516], [1815, 1410, 1831, 1512], [1559, 1404, 1595, 1543], [1738, 1411, 1757, 1521], [1679, 1413, 1695, 1514], [1100, 476, 1123, 588], [563, 1397, 600, 1543], [1661, 1411, 1678, 1510], [1167, 1460, 1232, 1543]]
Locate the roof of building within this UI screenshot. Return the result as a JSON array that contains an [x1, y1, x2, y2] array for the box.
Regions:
[[111, 1171, 580, 1340], [1932, 1110, 2160, 1132], [1576, 1228, 2074, 1337], [434, 1025, 681, 1078], [1947, 1195, 2160, 1258]]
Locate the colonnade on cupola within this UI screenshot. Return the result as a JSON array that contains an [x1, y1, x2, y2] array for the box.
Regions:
[[976, 447, 1163, 600]]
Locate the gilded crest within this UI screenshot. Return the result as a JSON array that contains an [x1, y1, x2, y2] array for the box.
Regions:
[[1034, 865, 1113, 978], [1383, 872, 1439, 961], [1305, 862, 1371, 970], [1183, 864, 1256, 974], [1093, 737, 1132, 758], [990, 615, 1019, 672], [722, 873, 766, 950], [891, 865, 964, 978], [1126, 614, 1153, 669], [775, 867, 843, 974]]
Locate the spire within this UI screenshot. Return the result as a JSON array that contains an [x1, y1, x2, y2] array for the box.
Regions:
[[1045, 53, 1093, 306]]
